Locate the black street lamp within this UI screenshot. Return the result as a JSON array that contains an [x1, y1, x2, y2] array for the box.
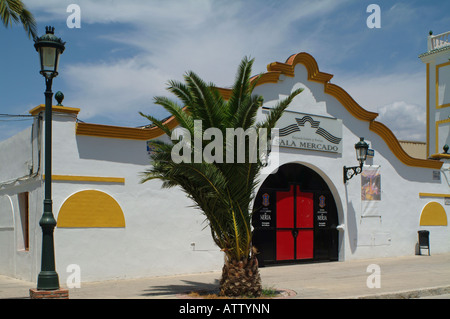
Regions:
[[343, 137, 369, 183], [34, 26, 65, 290]]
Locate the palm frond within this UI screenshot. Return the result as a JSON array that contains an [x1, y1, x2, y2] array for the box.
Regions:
[[167, 80, 193, 108], [257, 88, 304, 132], [138, 111, 173, 137], [1, 0, 37, 39], [227, 56, 254, 118], [18, 4, 36, 39]]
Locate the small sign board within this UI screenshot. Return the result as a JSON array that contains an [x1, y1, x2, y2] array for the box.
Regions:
[[274, 111, 343, 154]]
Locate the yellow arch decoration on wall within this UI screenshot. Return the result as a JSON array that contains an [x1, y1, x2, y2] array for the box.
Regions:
[[57, 190, 125, 228], [420, 202, 448, 226]]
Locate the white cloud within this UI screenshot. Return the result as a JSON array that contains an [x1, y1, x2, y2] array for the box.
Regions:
[[26, 0, 214, 26], [377, 101, 426, 141], [333, 71, 425, 112], [63, 55, 170, 123], [334, 71, 427, 141], [33, 0, 347, 125]]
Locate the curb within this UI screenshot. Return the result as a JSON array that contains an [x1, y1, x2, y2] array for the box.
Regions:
[[350, 285, 450, 299]]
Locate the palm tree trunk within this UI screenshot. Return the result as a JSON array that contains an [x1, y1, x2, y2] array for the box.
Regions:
[[219, 255, 262, 297]]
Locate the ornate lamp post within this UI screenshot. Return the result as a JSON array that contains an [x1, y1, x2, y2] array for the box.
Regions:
[[33, 26, 65, 290], [343, 137, 369, 183]]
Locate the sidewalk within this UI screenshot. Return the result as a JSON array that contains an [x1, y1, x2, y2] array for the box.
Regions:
[[1, 253, 450, 299]]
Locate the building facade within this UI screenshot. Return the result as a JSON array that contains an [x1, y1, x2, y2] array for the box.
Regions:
[[1, 34, 449, 284]]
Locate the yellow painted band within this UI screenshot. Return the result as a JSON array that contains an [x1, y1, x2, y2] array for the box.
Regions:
[[419, 193, 450, 198], [76, 119, 179, 140], [44, 175, 125, 184], [429, 153, 450, 159], [29, 104, 80, 116]]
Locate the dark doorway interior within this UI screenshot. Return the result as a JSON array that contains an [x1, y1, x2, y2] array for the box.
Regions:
[[252, 163, 339, 266]]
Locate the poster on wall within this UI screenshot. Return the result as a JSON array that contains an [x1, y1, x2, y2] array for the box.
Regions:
[[361, 166, 381, 217]]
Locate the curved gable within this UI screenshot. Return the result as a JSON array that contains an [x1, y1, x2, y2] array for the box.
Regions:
[[75, 52, 442, 169]]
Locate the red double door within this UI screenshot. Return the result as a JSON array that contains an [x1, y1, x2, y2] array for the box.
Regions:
[[276, 185, 314, 261]]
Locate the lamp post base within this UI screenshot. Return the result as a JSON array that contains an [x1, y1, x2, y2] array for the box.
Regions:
[[30, 288, 69, 299], [37, 270, 60, 291]]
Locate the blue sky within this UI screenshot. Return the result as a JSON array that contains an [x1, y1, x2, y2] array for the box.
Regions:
[[1, 0, 449, 143]]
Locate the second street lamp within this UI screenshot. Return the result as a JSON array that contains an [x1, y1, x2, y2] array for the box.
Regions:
[[34, 26, 65, 291], [343, 137, 369, 183]]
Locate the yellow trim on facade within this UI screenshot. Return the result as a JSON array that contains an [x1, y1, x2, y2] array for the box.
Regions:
[[324, 83, 379, 122], [215, 87, 232, 100], [435, 118, 450, 154], [419, 193, 450, 198], [429, 153, 450, 160], [76, 116, 179, 140], [271, 53, 335, 83], [420, 201, 448, 226], [369, 121, 443, 169], [251, 70, 283, 85], [57, 190, 125, 228], [29, 104, 81, 116], [436, 61, 450, 109], [426, 63, 430, 158], [76, 122, 152, 140], [44, 175, 125, 184]]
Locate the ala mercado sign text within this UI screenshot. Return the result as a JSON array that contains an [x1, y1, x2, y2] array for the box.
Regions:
[[273, 110, 343, 154]]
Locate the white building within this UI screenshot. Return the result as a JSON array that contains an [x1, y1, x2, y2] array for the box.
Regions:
[[1, 32, 449, 284]]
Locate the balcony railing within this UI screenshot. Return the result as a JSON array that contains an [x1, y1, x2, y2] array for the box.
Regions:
[[428, 31, 450, 51]]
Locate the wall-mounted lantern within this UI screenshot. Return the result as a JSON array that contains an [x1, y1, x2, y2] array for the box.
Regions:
[[343, 137, 369, 183]]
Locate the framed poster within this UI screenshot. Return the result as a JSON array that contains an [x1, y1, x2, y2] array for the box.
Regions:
[[361, 166, 381, 217]]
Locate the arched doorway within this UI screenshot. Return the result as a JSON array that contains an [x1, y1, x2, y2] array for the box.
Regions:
[[252, 163, 339, 265]]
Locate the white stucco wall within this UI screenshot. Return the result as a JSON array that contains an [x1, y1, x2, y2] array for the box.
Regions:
[[0, 122, 42, 281], [47, 114, 224, 283]]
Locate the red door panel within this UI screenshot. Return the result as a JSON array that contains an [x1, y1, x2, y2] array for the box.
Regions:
[[276, 230, 294, 260], [296, 187, 314, 259], [296, 230, 314, 259], [276, 186, 294, 229], [276, 186, 314, 261], [296, 188, 314, 228]]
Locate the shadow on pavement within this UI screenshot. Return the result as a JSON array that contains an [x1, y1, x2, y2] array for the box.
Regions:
[[140, 279, 220, 297]]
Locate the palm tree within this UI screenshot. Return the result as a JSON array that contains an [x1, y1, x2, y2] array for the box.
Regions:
[[1, 0, 37, 39], [140, 57, 302, 297]]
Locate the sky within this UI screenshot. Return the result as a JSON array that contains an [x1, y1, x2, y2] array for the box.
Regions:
[[1, 0, 449, 143]]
